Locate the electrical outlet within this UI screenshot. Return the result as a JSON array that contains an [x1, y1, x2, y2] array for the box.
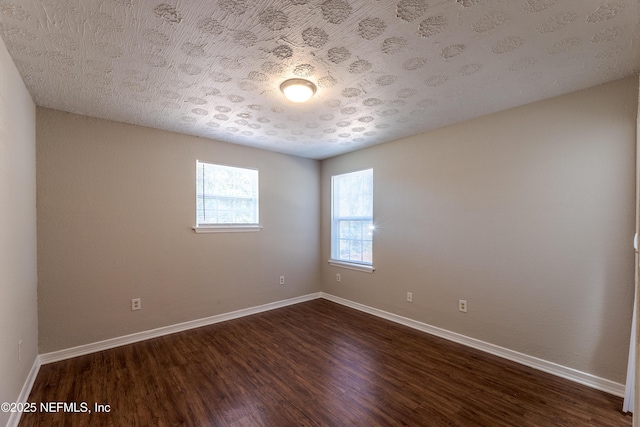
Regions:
[[459, 299, 467, 313], [407, 292, 413, 303], [280, 276, 285, 285], [131, 298, 141, 311], [18, 340, 22, 361], [336, 273, 341, 282]]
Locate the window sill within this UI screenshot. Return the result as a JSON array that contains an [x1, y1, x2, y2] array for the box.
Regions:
[[193, 225, 263, 233], [328, 259, 375, 273]]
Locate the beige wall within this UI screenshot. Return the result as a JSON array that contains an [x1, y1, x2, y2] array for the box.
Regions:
[[37, 109, 321, 352], [0, 38, 38, 426], [321, 77, 638, 384]]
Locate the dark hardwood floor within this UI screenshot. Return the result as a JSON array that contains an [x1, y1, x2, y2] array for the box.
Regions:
[[20, 299, 631, 426]]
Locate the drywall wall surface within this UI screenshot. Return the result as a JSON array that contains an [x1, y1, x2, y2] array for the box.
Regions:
[[37, 109, 321, 352], [0, 38, 38, 426], [321, 77, 638, 384]]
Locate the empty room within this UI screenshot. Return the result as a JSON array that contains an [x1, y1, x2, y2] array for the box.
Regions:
[[1, 0, 639, 426]]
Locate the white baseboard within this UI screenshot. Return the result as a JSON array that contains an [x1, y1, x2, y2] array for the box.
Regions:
[[34, 291, 624, 399], [7, 355, 41, 427], [40, 293, 322, 365], [320, 292, 625, 397]]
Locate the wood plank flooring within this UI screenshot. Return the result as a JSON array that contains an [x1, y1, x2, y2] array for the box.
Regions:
[[20, 299, 631, 426]]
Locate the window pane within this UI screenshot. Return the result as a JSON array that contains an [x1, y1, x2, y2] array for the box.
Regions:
[[196, 197, 204, 223], [363, 220, 373, 242], [196, 161, 259, 226], [331, 169, 373, 265], [339, 239, 350, 260], [349, 240, 362, 262], [350, 220, 362, 240], [339, 221, 350, 238], [362, 241, 372, 263], [219, 211, 233, 223]]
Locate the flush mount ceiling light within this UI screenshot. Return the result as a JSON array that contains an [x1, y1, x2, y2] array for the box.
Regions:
[[280, 79, 317, 103]]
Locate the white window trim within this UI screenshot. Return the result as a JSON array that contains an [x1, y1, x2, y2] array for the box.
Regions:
[[193, 224, 262, 233], [328, 259, 375, 273]]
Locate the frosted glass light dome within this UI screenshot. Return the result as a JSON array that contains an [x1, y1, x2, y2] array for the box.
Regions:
[[280, 79, 317, 103]]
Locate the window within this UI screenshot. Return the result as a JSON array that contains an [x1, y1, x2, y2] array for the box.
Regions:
[[194, 161, 260, 232], [330, 169, 374, 272]]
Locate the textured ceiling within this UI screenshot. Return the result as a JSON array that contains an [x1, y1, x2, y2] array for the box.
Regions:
[[1, 0, 639, 159]]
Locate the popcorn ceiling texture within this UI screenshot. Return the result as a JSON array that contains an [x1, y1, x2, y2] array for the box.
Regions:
[[0, 0, 639, 159]]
